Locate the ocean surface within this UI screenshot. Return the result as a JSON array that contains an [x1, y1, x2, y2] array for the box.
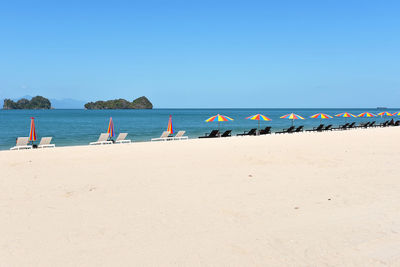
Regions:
[[1, 108, 398, 150]]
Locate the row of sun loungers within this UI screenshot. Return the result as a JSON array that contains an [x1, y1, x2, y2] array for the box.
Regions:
[[151, 131, 189, 141], [10, 137, 55, 150], [276, 125, 304, 134], [89, 132, 132, 145], [10, 120, 400, 149], [236, 127, 272, 136], [199, 130, 232, 138]]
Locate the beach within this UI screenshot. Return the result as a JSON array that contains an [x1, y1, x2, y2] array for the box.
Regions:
[[1, 126, 400, 266]]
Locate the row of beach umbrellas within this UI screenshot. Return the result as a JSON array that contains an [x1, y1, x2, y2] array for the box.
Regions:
[[204, 111, 400, 129], [25, 111, 400, 144]]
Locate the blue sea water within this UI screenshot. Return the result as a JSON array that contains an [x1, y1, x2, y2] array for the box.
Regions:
[[0, 108, 398, 151]]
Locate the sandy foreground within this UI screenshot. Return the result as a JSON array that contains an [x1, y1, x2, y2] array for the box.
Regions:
[[1, 127, 400, 266]]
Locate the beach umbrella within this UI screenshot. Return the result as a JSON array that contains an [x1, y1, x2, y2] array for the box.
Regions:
[[335, 112, 357, 123], [377, 111, 393, 121], [246, 114, 271, 130], [392, 111, 400, 116], [377, 111, 393, 118], [357, 112, 377, 118], [167, 115, 174, 134], [310, 113, 333, 124], [107, 117, 115, 138], [205, 114, 234, 131], [357, 112, 377, 124], [377, 112, 393, 116], [280, 113, 305, 126], [29, 117, 37, 144]]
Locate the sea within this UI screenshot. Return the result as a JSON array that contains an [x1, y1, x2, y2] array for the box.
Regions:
[[0, 108, 398, 151]]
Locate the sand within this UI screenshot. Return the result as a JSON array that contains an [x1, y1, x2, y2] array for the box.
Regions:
[[1, 127, 400, 266]]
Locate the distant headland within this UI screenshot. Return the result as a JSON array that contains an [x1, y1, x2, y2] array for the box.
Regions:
[[3, 96, 52, 109], [84, 96, 153, 109]]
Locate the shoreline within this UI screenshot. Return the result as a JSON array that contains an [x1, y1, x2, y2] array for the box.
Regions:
[[3, 123, 399, 152], [1, 127, 400, 266]]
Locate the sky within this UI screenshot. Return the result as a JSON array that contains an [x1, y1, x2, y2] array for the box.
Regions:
[[0, 0, 399, 108]]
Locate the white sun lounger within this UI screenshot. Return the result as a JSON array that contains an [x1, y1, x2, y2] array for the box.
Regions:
[[115, 133, 131, 144], [89, 133, 113, 145], [38, 137, 55, 148], [172, 131, 188, 140], [10, 137, 32, 150], [151, 131, 171, 141]]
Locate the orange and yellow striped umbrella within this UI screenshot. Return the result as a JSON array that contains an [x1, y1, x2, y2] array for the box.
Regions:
[[29, 117, 37, 142], [205, 114, 234, 122], [246, 114, 271, 121], [377, 111, 393, 117], [205, 114, 233, 130], [310, 113, 333, 119], [310, 113, 333, 124], [246, 114, 271, 129], [280, 113, 305, 126], [107, 117, 115, 138], [357, 112, 377, 118], [335, 112, 357, 118], [167, 115, 174, 134]]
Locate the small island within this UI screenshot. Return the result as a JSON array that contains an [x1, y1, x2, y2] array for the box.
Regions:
[[3, 96, 52, 109], [84, 96, 153, 109]]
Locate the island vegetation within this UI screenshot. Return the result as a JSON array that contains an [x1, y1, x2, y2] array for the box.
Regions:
[[84, 96, 153, 109], [3, 96, 52, 109]]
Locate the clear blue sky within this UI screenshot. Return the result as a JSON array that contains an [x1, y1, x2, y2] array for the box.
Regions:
[[0, 0, 399, 108]]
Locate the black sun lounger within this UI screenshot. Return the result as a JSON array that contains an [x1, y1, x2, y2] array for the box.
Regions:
[[323, 124, 332, 131], [306, 124, 324, 132], [358, 122, 371, 128], [220, 130, 232, 137], [347, 122, 356, 129], [333, 123, 349, 130], [293, 126, 304, 133], [276, 126, 295, 134], [199, 130, 220, 138], [237, 128, 257, 136], [259, 126, 272, 135], [379, 121, 389, 127]]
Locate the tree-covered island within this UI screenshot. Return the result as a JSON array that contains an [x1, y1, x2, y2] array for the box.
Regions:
[[84, 96, 153, 109]]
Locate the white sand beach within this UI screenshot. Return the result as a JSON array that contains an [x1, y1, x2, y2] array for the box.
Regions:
[[1, 127, 400, 266]]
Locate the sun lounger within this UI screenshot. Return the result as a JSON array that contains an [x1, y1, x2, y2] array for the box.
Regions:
[[347, 122, 356, 129], [220, 130, 232, 137], [293, 126, 304, 133], [359, 122, 371, 128], [388, 119, 395, 126], [90, 133, 113, 145], [10, 137, 32, 150], [115, 133, 131, 144], [379, 121, 389, 127], [333, 123, 349, 130], [172, 131, 188, 140], [323, 124, 333, 131], [151, 131, 171, 141], [368, 121, 376, 127], [199, 130, 220, 138], [38, 137, 55, 148], [395, 120, 400, 126], [306, 124, 324, 132], [259, 126, 272, 135], [237, 128, 257, 136], [276, 126, 295, 134]]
